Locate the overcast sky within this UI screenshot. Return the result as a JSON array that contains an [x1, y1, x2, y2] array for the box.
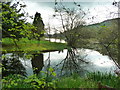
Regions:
[[10, 0, 118, 2], [10, 0, 118, 33]]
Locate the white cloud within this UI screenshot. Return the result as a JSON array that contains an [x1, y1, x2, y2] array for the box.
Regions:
[[22, 0, 117, 2], [11, 0, 118, 33]]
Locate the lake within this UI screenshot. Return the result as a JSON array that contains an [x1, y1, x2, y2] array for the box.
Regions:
[[3, 48, 118, 77]]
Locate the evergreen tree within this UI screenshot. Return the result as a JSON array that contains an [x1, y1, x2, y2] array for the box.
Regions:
[[33, 12, 45, 40]]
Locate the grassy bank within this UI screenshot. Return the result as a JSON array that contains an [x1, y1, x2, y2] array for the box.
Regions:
[[56, 72, 120, 88], [2, 38, 67, 52], [2, 72, 120, 89], [56, 76, 97, 88]]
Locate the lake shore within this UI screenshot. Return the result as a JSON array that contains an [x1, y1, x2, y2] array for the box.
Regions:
[[2, 38, 67, 53]]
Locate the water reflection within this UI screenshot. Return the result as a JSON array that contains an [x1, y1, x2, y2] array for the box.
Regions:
[[43, 49, 118, 76], [2, 53, 26, 77], [2, 53, 44, 77], [2, 49, 119, 77], [31, 54, 44, 74]]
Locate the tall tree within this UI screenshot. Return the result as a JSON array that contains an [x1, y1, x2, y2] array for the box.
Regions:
[[52, 1, 89, 75], [33, 12, 45, 40], [53, 4, 86, 48], [2, 1, 35, 40]]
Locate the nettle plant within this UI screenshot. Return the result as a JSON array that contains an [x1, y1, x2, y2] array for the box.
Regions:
[[2, 67, 57, 89]]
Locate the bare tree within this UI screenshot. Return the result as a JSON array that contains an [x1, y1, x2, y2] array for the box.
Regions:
[[52, 1, 89, 75], [53, 3, 86, 48]]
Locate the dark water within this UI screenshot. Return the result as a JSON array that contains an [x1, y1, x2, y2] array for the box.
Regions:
[[31, 54, 44, 74]]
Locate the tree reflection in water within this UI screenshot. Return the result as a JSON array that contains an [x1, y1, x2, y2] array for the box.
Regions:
[[2, 50, 89, 77], [31, 54, 44, 74], [53, 48, 89, 76], [2, 53, 26, 78]]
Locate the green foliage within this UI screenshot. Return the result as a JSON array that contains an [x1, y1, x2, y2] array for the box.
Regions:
[[66, 26, 98, 48], [2, 74, 26, 88], [2, 1, 36, 40], [2, 66, 120, 89], [2, 68, 57, 89], [73, 18, 119, 64], [2, 53, 27, 77], [97, 19, 118, 61], [87, 72, 120, 88]]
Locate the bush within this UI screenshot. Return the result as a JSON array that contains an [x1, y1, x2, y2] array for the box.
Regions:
[[2, 68, 57, 89]]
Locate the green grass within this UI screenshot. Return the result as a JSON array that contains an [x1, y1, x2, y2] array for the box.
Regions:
[[56, 76, 97, 88], [2, 38, 67, 52], [56, 72, 120, 88], [2, 72, 120, 89], [87, 72, 120, 88]]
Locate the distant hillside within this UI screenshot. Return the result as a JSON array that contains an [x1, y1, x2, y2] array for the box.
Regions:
[[46, 18, 119, 39], [85, 18, 119, 28]]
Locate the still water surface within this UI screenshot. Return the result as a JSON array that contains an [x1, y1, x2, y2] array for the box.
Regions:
[[3, 38, 118, 76], [18, 48, 118, 76]]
